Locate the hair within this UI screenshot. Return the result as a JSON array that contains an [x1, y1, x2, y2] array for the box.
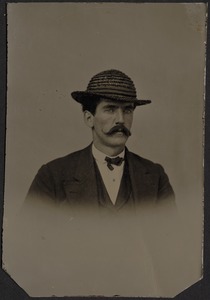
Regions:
[[81, 98, 100, 115]]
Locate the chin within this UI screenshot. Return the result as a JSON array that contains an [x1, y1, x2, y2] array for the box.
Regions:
[[108, 136, 128, 147]]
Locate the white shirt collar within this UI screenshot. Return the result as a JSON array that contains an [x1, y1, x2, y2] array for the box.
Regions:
[[92, 144, 125, 164]]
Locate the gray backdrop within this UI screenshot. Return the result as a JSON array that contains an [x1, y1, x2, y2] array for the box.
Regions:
[[3, 2, 207, 297]]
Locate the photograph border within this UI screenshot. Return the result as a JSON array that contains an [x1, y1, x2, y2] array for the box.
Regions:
[[0, 1, 209, 299]]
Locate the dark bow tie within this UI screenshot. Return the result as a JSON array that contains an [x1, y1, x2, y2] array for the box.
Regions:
[[105, 156, 124, 171]]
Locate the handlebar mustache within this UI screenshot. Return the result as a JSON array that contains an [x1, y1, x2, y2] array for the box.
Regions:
[[106, 125, 131, 137]]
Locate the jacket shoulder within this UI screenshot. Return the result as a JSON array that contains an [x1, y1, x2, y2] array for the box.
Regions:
[[42, 146, 90, 172]]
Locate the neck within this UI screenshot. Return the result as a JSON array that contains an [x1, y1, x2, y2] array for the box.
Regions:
[[93, 142, 125, 157]]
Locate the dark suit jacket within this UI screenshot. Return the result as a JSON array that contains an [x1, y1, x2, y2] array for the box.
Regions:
[[26, 144, 175, 209]]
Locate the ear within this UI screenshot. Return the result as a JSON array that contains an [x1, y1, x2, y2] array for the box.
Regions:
[[84, 110, 94, 128]]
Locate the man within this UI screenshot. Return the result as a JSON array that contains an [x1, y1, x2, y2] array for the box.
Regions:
[[26, 69, 174, 211]]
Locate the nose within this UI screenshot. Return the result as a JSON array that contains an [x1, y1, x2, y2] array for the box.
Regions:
[[115, 109, 124, 124]]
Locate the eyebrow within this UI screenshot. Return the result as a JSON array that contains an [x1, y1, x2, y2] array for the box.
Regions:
[[123, 104, 135, 109], [103, 104, 118, 109]]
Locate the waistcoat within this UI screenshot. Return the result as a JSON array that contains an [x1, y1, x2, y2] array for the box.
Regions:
[[94, 159, 135, 211]]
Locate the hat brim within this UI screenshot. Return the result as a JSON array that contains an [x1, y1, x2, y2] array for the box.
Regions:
[[71, 91, 151, 106]]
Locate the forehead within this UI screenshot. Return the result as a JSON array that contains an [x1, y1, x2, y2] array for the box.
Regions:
[[98, 99, 134, 108]]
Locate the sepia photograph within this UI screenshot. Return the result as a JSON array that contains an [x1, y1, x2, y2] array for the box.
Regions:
[[2, 2, 207, 298]]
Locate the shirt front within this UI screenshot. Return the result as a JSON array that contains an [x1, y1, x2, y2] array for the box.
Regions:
[[92, 144, 125, 205]]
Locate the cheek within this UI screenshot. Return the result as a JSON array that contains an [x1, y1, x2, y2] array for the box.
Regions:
[[125, 115, 133, 127], [94, 117, 113, 131]]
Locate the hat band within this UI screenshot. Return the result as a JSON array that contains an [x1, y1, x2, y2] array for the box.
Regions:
[[86, 93, 137, 102], [87, 88, 136, 98]]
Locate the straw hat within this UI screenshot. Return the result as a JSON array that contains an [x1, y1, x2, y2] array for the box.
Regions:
[[71, 69, 151, 106]]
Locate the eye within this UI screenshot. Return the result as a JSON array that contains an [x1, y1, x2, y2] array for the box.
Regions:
[[124, 107, 134, 114], [104, 107, 115, 113]]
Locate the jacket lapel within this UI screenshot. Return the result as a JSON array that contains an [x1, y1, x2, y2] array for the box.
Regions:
[[63, 145, 98, 207], [126, 149, 159, 204]]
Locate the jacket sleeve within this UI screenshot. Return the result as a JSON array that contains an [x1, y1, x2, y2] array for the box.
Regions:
[[156, 164, 175, 202]]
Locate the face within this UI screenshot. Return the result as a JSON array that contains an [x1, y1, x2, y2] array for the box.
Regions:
[[84, 100, 135, 154]]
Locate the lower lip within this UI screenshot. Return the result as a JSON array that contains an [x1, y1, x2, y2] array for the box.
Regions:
[[112, 132, 126, 136]]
